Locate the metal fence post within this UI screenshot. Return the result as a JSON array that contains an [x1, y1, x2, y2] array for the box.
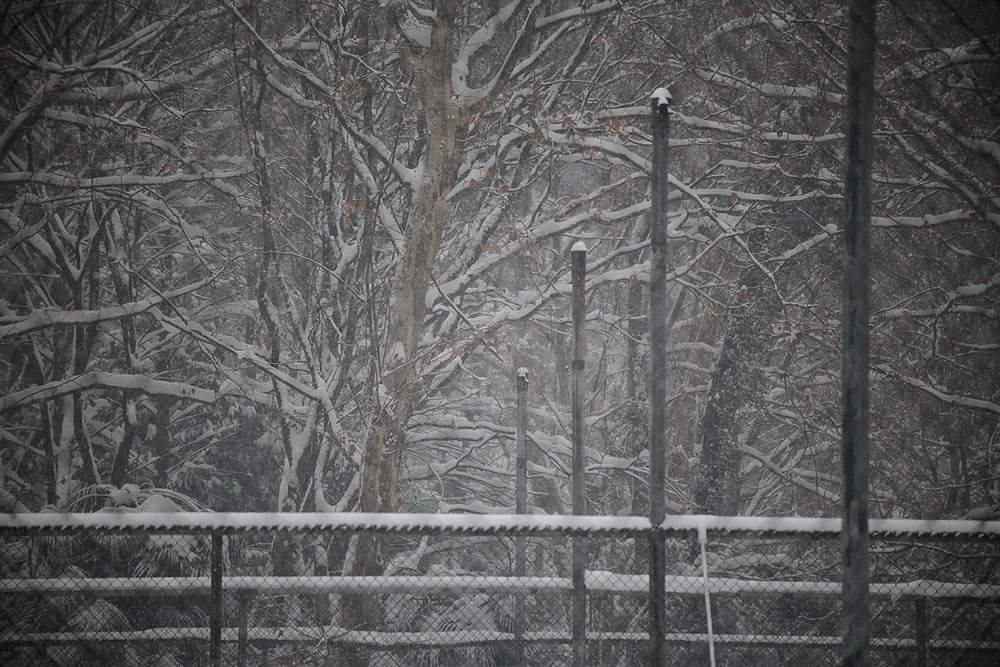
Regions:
[[210, 531, 223, 667], [238, 591, 251, 667], [648, 86, 672, 667], [515, 367, 529, 666], [842, 1, 876, 666], [915, 599, 927, 667], [571, 241, 587, 667]]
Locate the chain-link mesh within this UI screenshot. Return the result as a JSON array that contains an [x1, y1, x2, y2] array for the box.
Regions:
[[867, 536, 1000, 667], [1, 521, 997, 666], [0, 531, 213, 666]]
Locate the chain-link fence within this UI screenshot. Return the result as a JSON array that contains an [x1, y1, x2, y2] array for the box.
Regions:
[[1, 513, 997, 666]]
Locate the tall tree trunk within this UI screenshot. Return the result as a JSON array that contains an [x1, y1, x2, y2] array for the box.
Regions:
[[342, 0, 462, 645], [694, 275, 775, 515]]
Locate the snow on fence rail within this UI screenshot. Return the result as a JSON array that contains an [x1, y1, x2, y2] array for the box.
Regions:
[[2, 510, 999, 537]]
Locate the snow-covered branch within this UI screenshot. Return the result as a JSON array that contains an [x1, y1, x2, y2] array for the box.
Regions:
[[0, 372, 217, 412]]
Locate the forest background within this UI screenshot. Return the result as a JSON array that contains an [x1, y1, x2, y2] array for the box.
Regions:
[[2, 0, 998, 578]]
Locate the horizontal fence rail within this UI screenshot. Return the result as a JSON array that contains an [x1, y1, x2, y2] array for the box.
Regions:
[[6, 573, 999, 598], [5, 511, 1000, 535], [2, 512, 998, 666]]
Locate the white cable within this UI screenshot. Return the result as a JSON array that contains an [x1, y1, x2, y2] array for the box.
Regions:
[[699, 524, 717, 667]]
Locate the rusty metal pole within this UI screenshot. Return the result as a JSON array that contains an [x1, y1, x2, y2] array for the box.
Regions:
[[648, 86, 671, 667], [842, 1, 875, 665], [571, 241, 587, 667], [515, 367, 529, 665]]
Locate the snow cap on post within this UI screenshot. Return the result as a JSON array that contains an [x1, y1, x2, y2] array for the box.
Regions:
[[571, 240, 587, 254], [516, 367, 530, 382], [651, 87, 672, 108]]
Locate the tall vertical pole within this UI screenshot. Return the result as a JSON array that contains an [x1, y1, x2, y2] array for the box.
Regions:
[[842, 2, 875, 666], [915, 599, 928, 667], [515, 368, 529, 666], [210, 532, 223, 667], [648, 86, 671, 667], [237, 592, 250, 667], [571, 241, 587, 667]]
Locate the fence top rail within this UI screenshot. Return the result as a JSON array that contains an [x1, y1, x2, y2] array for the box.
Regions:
[[1, 511, 997, 538]]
